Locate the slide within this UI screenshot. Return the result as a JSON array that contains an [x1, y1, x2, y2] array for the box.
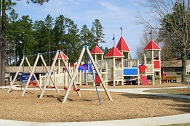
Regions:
[[140, 76, 149, 85]]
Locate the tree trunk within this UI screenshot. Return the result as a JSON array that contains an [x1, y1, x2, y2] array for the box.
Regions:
[[181, 48, 187, 82], [1, 0, 6, 86], [0, 0, 2, 85]]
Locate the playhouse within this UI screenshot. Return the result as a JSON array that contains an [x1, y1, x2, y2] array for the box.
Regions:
[[93, 36, 162, 86]]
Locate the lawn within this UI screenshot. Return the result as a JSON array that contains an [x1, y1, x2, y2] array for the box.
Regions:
[[144, 87, 190, 96]]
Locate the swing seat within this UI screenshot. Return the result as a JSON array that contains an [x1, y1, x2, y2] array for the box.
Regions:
[[73, 88, 80, 92], [50, 86, 55, 88], [64, 87, 68, 90], [29, 81, 38, 86]]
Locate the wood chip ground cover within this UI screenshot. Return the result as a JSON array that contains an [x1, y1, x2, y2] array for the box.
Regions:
[[1, 85, 190, 122]]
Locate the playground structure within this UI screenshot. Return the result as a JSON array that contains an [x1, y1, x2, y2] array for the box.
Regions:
[[143, 40, 161, 84], [8, 35, 162, 97], [95, 36, 162, 86], [7, 46, 113, 104]]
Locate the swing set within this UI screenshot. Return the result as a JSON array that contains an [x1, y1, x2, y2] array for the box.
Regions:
[[60, 46, 113, 104], [7, 46, 113, 104]]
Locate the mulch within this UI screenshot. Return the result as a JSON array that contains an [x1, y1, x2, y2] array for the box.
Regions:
[[0, 82, 190, 122]]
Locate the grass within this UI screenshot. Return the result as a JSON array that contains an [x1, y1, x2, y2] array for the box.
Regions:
[[162, 123, 190, 126], [144, 88, 190, 96], [144, 86, 190, 126]]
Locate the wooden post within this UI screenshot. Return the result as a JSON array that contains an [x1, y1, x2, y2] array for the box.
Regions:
[[7, 56, 25, 93], [22, 54, 53, 96], [39, 51, 60, 99], [62, 47, 85, 103], [152, 50, 154, 85], [121, 53, 124, 86], [158, 50, 161, 84], [86, 47, 113, 101], [59, 51, 81, 97], [113, 58, 116, 86], [137, 60, 140, 85], [22, 54, 40, 96], [95, 54, 97, 62], [62, 46, 113, 103]]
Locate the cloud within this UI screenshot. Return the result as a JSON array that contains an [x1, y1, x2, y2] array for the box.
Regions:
[[100, 1, 120, 12], [11, 0, 145, 57]]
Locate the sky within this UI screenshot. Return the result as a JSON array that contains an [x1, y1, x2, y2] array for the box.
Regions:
[[11, 0, 149, 57]]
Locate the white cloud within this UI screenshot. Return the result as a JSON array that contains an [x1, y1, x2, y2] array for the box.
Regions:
[[100, 1, 120, 12], [11, 0, 146, 57]]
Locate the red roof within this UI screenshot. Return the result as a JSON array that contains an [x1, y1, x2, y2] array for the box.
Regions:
[[105, 46, 124, 58], [90, 45, 104, 54], [52, 51, 69, 60], [116, 36, 130, 52], [144, 40, 161, 51]]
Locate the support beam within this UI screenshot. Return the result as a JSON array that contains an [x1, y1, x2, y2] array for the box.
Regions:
[[62, 46, 113, 103]]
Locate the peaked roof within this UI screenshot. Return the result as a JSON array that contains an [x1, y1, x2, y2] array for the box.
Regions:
[[116, 36, 130, 52], [90, 45, 104, 55], [105, 46, 124, 58], [52, 51, 69, 60], [144, 40, 161, 51]]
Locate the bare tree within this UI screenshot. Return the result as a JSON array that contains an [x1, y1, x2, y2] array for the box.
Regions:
[[137, 0, 190, 82]]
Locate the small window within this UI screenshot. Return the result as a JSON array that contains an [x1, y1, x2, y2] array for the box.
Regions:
[[175, 67, 182, 72]]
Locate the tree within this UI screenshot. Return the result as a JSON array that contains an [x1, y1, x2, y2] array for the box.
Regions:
[[91, 19, 105, 45], [27, 0, 49, 5], [53, 15, 65, 50], [136, 26, 160, 59], [159, 1, 190, 82], [80, 25, 95, 48], [0, 0, 49, 86], [62, 18, 80, 62], [6, 9, 18, 65], [138, 0, 190, 82], [0, 0, 16, 86], [44, 14, 54, 66]]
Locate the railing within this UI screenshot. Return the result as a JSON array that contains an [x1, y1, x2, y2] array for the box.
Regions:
[[146, 64, 154, 73], [123, 59, 139, 67], [115, 69, 123, 78], [96, 60, 106, 69]]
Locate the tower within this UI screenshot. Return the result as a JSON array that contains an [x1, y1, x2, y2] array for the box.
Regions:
[[144, 40, 161, 84]]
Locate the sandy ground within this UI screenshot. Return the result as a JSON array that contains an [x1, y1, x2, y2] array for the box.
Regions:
[[0, 82, 190, 122]]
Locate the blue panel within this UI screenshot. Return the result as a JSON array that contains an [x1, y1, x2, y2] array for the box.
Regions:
[[83, 63, 93, 72], [123, 67, 138, 75], [78, 66, 86, 71], [20, 73, 34, 82]]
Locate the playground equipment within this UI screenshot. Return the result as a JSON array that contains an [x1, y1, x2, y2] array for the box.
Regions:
[[61, 46, 113, 103], [105, 46, 124, 86], [143, 40, 161, 84], [21, 53, 53, 96], [91, 45, 108, 85], [7, 55, 45, 93], [39, 50, 81, 99], [39, 51, 70, 88], [101, 36, 162, 85], [103, 36, 139, 86], [123, 59, 139, 84], [8, 34, 162, 94], [37, 46, 113, 104], [90, 45, 104, 62]]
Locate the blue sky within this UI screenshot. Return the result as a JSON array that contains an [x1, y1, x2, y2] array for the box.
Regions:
[[12, 0, 148, 57]]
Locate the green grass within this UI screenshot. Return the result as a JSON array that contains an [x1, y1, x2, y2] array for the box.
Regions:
[[162, 123, 190, 126], [144, 87, 190, 126], [145, 88, 190, 126], [144, 88, 190, 96]]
